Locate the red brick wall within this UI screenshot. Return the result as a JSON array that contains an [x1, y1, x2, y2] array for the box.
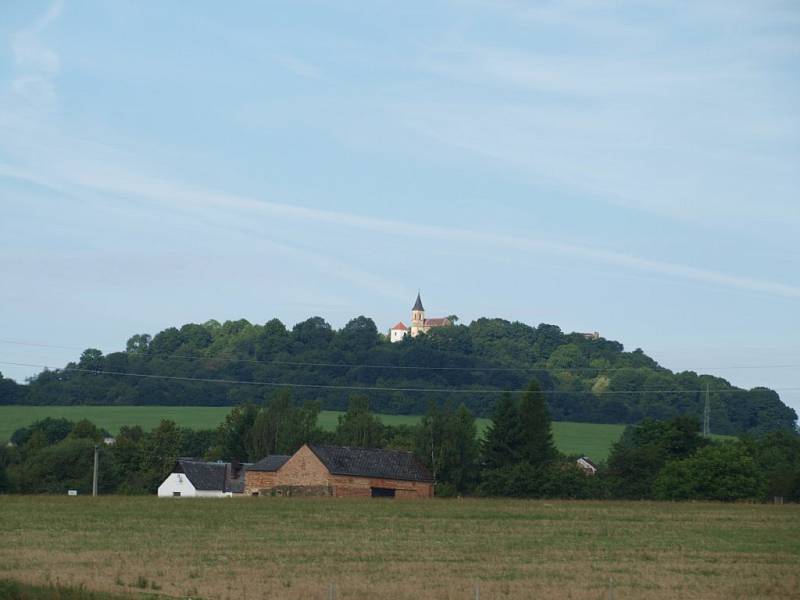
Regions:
[[330, 474, 433, 499], [244, 471, 279, 495], [274, 445, 332, 488]]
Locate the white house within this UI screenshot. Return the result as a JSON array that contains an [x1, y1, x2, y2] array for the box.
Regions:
[[158, 459, 240, 498], [576, 456, 598, 476], [389, 322, 409, 343]]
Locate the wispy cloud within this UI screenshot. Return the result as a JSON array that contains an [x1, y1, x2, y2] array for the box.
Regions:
[[2, 142, 799, 300], [272, 54, 322, 80], [400, 1, 800, 232], [9, 0, 64, 107]]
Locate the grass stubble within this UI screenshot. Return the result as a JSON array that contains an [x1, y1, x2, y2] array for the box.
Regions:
[[0, 496, 797, 599]]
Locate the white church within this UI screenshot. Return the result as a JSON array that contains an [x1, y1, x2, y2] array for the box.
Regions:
[[389, 292, 452, 342]]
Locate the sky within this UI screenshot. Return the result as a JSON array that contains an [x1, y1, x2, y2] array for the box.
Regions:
[[0, 1, 799, 415]]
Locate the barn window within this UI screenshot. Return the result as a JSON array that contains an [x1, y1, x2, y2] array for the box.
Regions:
[[172, 492, 181, 497], [371, 487, 396, 498]]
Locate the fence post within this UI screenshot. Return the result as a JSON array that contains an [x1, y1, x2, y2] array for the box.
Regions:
[[474, 582, 480, 600], [609, 576, 614, 600], [328, 582, 336, 600]]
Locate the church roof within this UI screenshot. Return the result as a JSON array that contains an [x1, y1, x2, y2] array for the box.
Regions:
[[424, 318, 450, 327], [412, 292, 424, 311], [391, 322, 408, 330]]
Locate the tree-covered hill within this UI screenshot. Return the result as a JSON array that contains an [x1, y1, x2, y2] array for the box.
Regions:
[[1, 316, 796, 435]]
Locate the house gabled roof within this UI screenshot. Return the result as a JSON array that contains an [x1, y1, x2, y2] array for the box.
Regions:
[[174, 459, 228, 491], [249, 454, 291, 472], [307, 444, 434, 483], [391, 321, 408, 330], [412, 292, 424, 312], [578, 456, 598, 469]]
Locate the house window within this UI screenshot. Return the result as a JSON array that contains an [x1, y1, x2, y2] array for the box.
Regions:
[[172, 492, 181, 497], [371, 487, 396, 498]]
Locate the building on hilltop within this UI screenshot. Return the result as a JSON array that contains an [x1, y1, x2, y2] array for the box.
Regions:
[[389, 321, 409, 343], [389, 292, 451, 342]]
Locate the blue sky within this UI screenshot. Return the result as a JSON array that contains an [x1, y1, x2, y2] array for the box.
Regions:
[[1, 1, 799, 415]]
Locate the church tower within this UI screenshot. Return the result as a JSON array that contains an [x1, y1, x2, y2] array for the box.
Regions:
[[410, 292, 425, 337]]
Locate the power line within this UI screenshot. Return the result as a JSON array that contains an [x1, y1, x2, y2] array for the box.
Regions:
[[1, 339, 798, 373], [2, 360, 797, 396]]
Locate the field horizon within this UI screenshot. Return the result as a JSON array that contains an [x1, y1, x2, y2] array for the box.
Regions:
[[0, 405, 626, 460], [0, 496, 797, 600]]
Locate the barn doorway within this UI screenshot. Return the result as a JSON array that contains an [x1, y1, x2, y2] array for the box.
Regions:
[[371, 487, 396, 498]]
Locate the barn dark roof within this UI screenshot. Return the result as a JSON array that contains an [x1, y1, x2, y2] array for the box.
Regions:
[[308, 444, 433, 483], [174, 459, 228, 491], [249, 454, 291, 472]]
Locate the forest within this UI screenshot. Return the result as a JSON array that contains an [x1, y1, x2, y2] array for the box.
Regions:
[[2, 383, 799, 502], [0, 316, 796, 435]]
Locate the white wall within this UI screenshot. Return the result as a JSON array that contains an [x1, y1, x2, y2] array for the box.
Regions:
[[390, 329, 408, 343], [157, 472, 232, 497], [158, 473, 199, 497]]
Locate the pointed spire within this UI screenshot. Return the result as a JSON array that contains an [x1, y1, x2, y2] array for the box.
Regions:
[[412, 291, 424, 312]]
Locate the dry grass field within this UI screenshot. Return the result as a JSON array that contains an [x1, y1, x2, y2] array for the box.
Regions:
[[1, 497, 798, 600]]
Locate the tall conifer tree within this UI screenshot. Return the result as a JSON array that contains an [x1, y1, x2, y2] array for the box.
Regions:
[[518, 380, 557, 466], [482, 393, 523, 470]]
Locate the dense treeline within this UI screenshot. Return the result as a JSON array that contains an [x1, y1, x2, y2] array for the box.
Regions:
[[2, 383, 798, 502], [2, 316, 796, 435]]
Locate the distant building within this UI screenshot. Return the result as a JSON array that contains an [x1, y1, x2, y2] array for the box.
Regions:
[[389, 321, 409, 343], [581, 332, 600, 341], [576, 456, 598, 476], [244, 444, 434, 498], [390, 292, 451, 342], [157, 459, 249, 497]]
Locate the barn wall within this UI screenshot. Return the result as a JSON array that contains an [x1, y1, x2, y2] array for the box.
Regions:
[[273, 446, 331, 488], [244, 471, 279, 495], [330, 474, 433, 499]]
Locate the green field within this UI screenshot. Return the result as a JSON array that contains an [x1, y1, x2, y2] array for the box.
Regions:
[[1, 496, 797, 600], [0, 406, 626, 460]]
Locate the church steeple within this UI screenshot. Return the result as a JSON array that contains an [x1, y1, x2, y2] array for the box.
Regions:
[[412, 291, 424, 312], [411, 291, 425, 334]]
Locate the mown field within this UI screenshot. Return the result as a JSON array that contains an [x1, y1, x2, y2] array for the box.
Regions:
[[0, 406, 626, 459], [0, 496, 797, 600]]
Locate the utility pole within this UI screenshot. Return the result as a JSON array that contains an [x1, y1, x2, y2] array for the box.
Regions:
[[92, 444, 99, 497], [703, 384, 710, 437]]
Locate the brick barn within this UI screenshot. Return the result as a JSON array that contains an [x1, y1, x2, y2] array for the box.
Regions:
[[244, 444, 434, 498], [243, 454, 290, 494]]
